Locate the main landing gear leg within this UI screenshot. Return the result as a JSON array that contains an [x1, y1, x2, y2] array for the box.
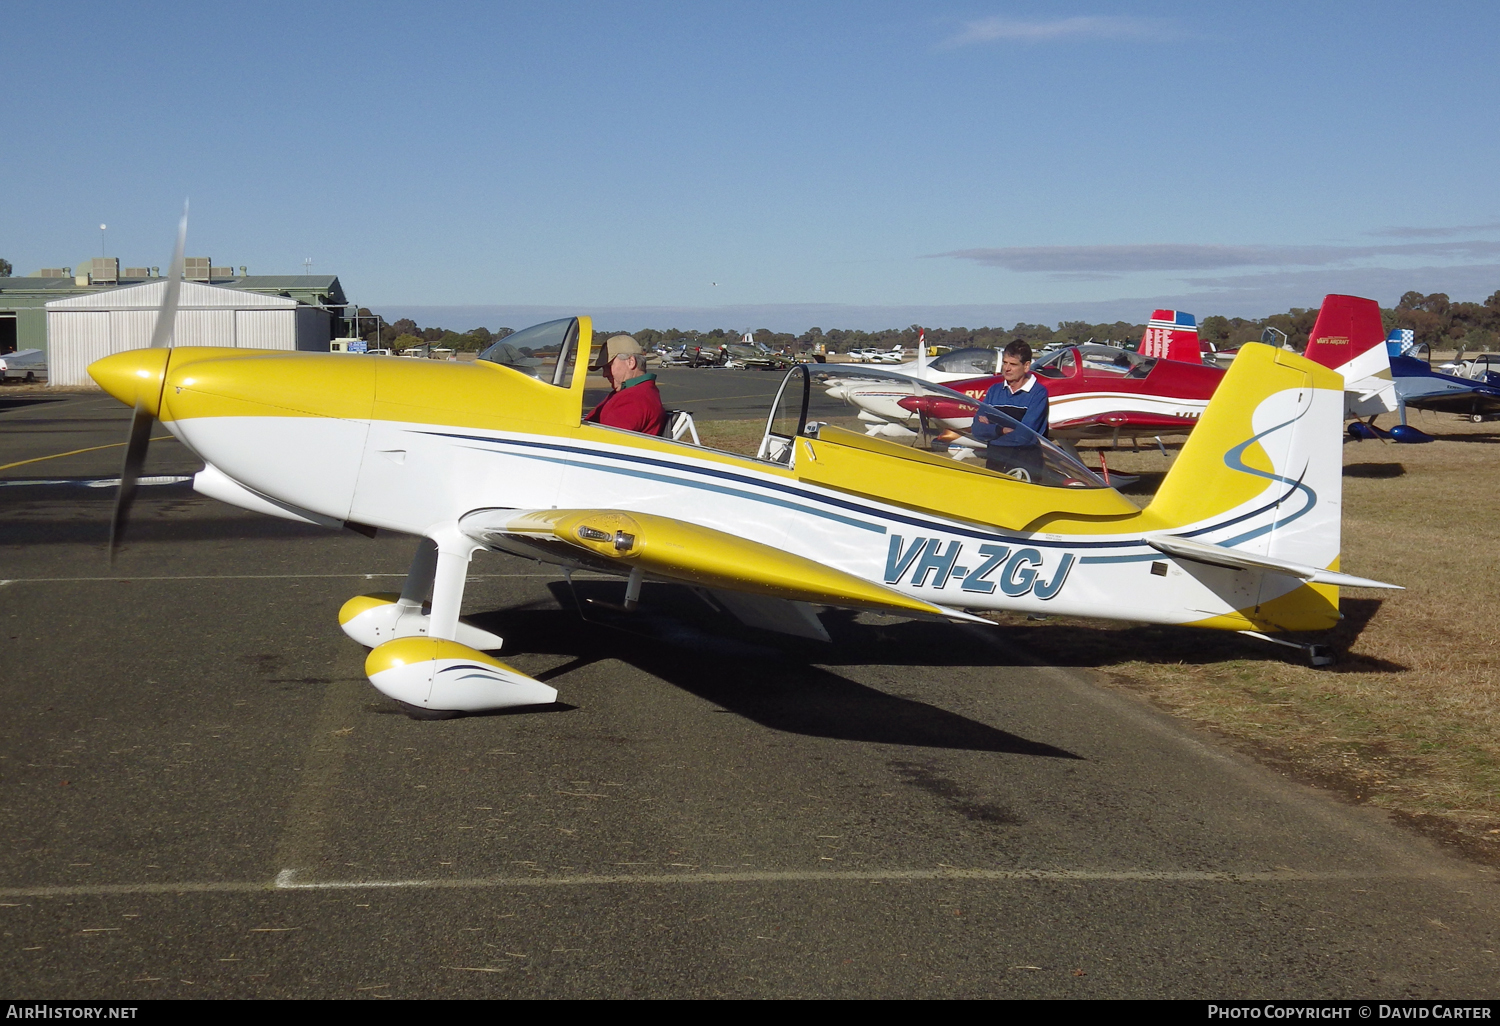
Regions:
[[361, 525, 557, 718], [395, 536, 439, 616], [337, 534, 502, 650], [1238, 629, 1334, 667], [425, 528, 481, 642]]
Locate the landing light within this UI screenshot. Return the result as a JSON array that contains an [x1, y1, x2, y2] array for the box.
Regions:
[[576, 525, 636, 552]]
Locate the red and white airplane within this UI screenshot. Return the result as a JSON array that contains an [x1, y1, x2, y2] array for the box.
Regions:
[[1301, 294, 1396, 420], [830, 310, 1224, 445], [828, 299, 1397, 448]]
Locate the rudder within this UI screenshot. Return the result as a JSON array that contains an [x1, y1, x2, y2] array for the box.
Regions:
[[1139, 310, 1201, 363], [1304, 294, 1396, 417]]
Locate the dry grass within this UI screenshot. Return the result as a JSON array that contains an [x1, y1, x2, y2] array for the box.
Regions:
[[699, 411, 1500, 860], [1036, 415, 1500, 861], [692, 418, 767, 455]]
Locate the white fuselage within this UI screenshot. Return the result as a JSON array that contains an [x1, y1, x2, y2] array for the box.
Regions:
[[171, 383, 1340, 629]]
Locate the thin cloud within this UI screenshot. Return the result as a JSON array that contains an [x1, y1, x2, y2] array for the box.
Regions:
[[1047, 271, 1124, 282], [935, 241, 1500, 273], [942, 15, 1167, 47], [1366, 221, 1500, 239], [375, 274, 1500, 335], [1182, 263, 1500, 294]]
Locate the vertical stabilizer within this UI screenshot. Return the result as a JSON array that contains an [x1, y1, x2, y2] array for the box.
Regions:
[[1147, 344, 1346, 621], [1138, 310, 1201, 363], [1303, 294, 1396, 417]]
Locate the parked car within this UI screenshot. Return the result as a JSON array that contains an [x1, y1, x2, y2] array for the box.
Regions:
[[0, 349, 47, 383]]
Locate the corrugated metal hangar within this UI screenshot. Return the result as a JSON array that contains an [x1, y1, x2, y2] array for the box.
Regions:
[[0, 265, 349, 386], [44, 280, 337, 386]]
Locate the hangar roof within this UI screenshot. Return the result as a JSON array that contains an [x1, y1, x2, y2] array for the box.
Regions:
[[2, 275, 346, 308], [45, 280, 299, 310], [0, 277, 90, 293]]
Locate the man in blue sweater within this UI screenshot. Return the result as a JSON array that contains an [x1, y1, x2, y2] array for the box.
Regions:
[[972, 339, 1049, 481]]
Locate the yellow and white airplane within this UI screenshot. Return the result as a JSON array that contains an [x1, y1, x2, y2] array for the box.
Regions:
[[90, 303, 1398, 718]]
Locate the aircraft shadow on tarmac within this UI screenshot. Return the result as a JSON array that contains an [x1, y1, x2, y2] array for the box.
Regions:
[[0, 395, 69, 414], [0, 513, 336, 547], [578, 581, 1401, 675], [462, 582, 1081, 758], [1, 416, 112, 431], [977, 596, 1404, 675], [0, 486, 339, 546], [467, 582, 1403, 743], [1428, 431, 1500, 444]]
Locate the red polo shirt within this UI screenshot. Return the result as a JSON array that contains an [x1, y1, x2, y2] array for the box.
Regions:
[[585, 373, 667, 435]]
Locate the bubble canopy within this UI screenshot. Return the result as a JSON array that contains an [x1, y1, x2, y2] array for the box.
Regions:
[[804, 364, 1108, 489], [479, 318, 579, 386]]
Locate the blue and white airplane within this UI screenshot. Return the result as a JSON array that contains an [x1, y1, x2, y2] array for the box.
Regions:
[[1388, 329, 1500, 425]]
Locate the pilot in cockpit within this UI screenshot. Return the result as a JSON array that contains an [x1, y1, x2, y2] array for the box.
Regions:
[[585, 334, 667, 435]]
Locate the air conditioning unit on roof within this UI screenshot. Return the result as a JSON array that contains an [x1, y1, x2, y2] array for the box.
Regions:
[[89, 257, 119, 284]]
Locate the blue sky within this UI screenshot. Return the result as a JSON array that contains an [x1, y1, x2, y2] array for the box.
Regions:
[[5, 1, 1498, 331]]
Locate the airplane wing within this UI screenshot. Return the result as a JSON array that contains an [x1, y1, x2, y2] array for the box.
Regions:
[[460, 507, 991, 624], [1146, 534, 1401, 590]]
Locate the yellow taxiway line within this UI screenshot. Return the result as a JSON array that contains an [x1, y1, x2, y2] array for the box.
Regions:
[[0, 436, 174, 473]]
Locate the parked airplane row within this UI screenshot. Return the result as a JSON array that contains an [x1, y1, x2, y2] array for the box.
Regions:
[[655, 333, 794, 370], [827, 295, 1493, 451]]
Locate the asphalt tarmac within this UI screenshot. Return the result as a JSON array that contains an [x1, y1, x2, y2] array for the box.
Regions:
[[2, 387, 1497, 1000]]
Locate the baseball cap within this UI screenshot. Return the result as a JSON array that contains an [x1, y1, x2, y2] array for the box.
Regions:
[[592, 334, 645, 370]]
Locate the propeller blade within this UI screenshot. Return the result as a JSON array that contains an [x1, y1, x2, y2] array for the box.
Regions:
[[147, 202, 188, 349], [109, 401, 155, 563], [111, 201, 187, 563]]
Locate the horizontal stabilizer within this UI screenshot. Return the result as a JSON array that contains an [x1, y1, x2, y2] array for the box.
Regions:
[[464, 507, 965, 618], [1146, 534, 1402, 590]]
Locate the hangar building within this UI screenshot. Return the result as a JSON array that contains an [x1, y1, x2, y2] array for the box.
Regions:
[[0, 265, 348, 385], [44, 280, 340, 386]]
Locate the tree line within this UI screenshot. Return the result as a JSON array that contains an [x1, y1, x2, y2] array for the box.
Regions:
[[5, 268, 1497, 351], [353, 291, 1500, 357]]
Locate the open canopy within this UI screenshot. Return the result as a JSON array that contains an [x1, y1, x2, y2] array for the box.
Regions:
[[811, 364, 1107, 488]]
